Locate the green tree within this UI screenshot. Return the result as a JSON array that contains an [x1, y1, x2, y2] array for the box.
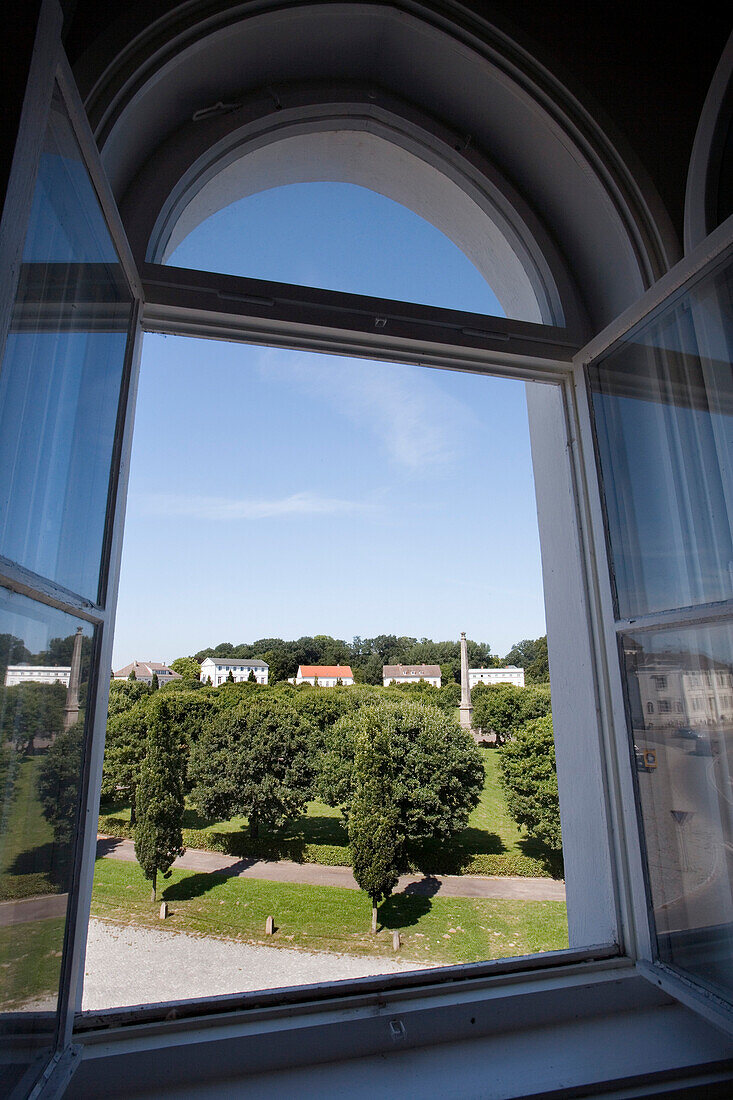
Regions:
[[151, 672, 159, 691], [349, 713, 403, 932], [101, 699, 150, 817], [189, 696, 313, 839], [227, 670, 235, 683], [37, 720, 84, 852], [526, 637, 549, 684], [0, 681, 66, 754], [499, 715, 561, 852], [133, 696, 186, 900], [107, 678, 151, 717], [320, 700, 483, 863], [503, 637, 549, 683], [170, 656, 201, 681], [247, 669, 257, 683], [128, 668, 137, 681], [471, 683, 551, 744]]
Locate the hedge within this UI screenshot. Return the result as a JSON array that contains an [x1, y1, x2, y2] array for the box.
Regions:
[[97, 814, 562, 878]]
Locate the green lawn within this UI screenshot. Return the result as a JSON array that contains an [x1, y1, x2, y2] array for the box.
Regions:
[[0, 917, 65, 1010], [99, 747, 562, 878], [0, 756, 63, 901], [91, 857, 568, 966]]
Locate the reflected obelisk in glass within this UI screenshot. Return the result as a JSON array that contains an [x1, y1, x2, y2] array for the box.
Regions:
[[63, 626, 83, 731]]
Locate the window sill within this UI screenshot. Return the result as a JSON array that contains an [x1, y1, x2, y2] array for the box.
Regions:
[[66, 950, 733, 1097]]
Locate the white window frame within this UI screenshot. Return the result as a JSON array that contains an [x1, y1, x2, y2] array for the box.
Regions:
[[3, 5, 733, 1094]]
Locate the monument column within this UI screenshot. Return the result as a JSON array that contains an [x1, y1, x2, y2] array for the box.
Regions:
[[459, 631, 473, 731], [63, 626, 83, 731]]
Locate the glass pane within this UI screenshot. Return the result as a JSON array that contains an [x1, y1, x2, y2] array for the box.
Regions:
[[0, 587, 93, 1093], [167, 182, 507, 317], [622, 621, 733, 999], [0, 86, 132, 602], [589, 259, 733, 619]]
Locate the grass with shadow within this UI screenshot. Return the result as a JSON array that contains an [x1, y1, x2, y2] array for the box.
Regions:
[[0, 757, 68, 901], [90, 856, 568, 966], [0, 917, 65, 1009]]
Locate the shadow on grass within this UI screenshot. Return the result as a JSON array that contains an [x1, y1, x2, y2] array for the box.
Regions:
[[379, 877, 441, 930], [454, 827, 506, 855], [517, 838, 564, 879], [161, 860, 259, 901], [7, 841, 70, 889]]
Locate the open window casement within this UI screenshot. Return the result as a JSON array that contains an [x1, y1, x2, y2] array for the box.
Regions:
[[1, 3, 733, 1096]]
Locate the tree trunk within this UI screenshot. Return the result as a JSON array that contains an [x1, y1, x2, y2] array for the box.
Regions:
[[151, 867, 157, 902], [371, 902, 378, 934], [250, 812, 259, 840], [130, 793, 136, 827]]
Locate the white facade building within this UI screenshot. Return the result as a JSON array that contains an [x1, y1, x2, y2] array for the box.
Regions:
[[382, 663, 441, 687], [4, 665, 71, 688], [469, 666, 525, 689], [200, 657, 268, 686], [295, 665, 354, 687], [113, 661, 182, 687]]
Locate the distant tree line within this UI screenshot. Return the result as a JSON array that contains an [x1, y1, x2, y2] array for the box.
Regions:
[[187, 633, 549, 686]]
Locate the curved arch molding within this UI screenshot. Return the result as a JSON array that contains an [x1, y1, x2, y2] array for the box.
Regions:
[[79, 1, 682, 331]]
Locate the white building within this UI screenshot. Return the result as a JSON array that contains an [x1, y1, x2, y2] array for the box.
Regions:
[[113, 660, 182, 687], [468, 666, 525, 689], [4, 665, 71, 688], [383, 663, 441, 687], [200, 657, 268, 686], [295, 665, 354, 687]]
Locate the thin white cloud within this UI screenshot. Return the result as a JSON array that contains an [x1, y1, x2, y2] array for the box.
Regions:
[[134, 491, 376, 521], [257, 349, 475, 473]]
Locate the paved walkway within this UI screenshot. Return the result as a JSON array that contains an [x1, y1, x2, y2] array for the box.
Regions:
[[0, 892, 68, 926], [97, 837, 566, 901]]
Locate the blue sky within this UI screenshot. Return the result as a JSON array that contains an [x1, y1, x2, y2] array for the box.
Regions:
[[111, 183, 545, 665]]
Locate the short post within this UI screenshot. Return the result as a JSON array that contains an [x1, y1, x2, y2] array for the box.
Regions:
[[159, 902, 168, 920], [392, 930, 401, 951], [265, 915, 274, 935]]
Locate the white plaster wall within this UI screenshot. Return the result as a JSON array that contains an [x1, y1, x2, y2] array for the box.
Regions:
[[162, 130, 543, 324]]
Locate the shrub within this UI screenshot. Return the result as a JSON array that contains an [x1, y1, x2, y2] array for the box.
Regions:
[[499, 715, 561, 852]]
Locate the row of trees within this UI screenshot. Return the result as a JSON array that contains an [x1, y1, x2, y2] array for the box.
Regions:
[[103, 680, 486, 911], [188, 633, 550, 686], [101, 675, 562, 915]]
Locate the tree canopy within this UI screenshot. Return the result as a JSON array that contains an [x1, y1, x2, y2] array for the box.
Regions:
[[320, 699, 484, 863], [349, 713, 403, 928], [499, 715, 561, 852], [189, 696, 314, 838], [133, 695, 186, 899], [471, 683, 551, 744]]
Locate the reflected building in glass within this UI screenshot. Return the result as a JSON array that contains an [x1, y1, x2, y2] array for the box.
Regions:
[[590, 258, 733, 1003]]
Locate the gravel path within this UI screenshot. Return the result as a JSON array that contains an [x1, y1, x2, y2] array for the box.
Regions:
[[81, 919, 430, 1011]]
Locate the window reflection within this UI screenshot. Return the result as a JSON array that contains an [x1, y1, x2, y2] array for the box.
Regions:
[[0, 587, 93, 1093], [589, 261, 733, 619], [0, 86, 132, 603], [623, 623, 733, 999]]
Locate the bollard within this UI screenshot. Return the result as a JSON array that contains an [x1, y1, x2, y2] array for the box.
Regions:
[[392, 931, 401, 951], [159, 902, 168, 920], [265, 915, 275, 935]]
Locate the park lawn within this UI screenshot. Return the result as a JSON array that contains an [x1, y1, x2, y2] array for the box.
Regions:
[[0, 917, 65, 1009], [0, 755, 61, 900], [98, 748, 562, 878], [90, 857, 568, 966]]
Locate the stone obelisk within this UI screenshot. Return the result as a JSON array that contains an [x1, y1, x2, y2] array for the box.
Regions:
[[63, 626, 83, 731], [459, 631, 473, 731]]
